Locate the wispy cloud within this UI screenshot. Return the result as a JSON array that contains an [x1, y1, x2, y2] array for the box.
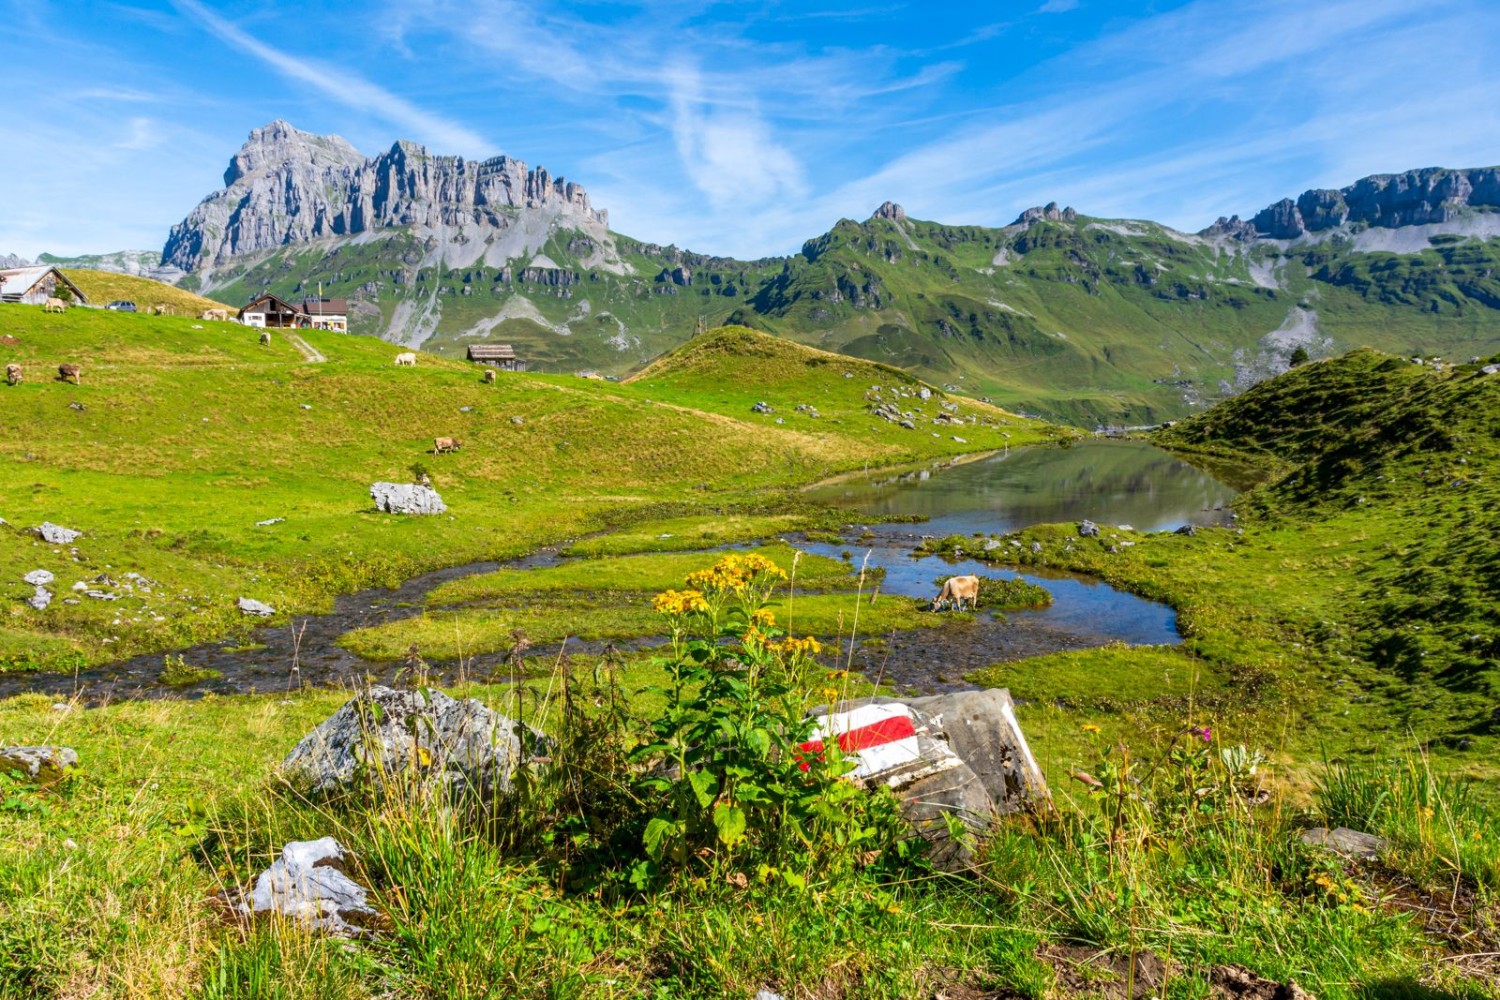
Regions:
[[665, 63, 805, 209], [1039, 0, 1079, 12], [169, 0, 492, 156]]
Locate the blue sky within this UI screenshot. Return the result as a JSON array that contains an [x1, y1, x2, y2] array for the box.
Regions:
[[3, 0, 1499, 259]]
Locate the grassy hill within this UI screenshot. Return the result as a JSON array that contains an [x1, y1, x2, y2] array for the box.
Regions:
[[0, 313, 1053, 670], [62, 269, 233, 315], [191, 211, 1500, 427]]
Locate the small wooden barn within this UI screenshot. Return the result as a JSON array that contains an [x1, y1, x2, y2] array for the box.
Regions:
[[239, 293, 303, 329], [0, 266, 88, 306], [466, 343, 527, 371]]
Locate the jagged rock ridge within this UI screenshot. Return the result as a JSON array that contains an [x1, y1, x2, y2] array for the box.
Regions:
[[1204, 166, 1500, 241], [163, 121, 616, 277]]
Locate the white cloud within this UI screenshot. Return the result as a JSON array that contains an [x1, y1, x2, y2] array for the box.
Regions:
[[169, 0, 492, 157], [1039, 0, 1079, 12], [665, 64, 805, 209]]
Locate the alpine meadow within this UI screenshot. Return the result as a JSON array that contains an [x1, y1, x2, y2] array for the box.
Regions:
[[5, 4, 1500, 998]]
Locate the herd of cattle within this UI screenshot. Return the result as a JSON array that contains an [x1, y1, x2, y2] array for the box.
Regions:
[[6, 363, 79, 385]]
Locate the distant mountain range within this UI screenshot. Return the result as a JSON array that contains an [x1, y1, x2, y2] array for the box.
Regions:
[[23, 121, 1500, 424]]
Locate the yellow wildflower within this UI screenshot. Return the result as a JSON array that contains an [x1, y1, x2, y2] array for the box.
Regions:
[[821, 686, 840, 701], [751, 608, 776, 627], [1081, 723, 1102, 733], [652, 589, 710, 616]]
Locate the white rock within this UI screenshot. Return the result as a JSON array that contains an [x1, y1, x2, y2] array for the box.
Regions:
[[27, 587, 52, 611], [255, 517, 285, 526], [237, 597, 276, 617], [37, 522, 81, 544], [240, 837, 379, 937], [370, 482, 447, 515], [23, 569, 54, 586]]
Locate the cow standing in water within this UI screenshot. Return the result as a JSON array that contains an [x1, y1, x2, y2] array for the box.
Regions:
[[931, 575, 980, 612]]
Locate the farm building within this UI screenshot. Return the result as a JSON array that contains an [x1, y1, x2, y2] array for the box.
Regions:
[[466, 343, 527, 371], [0, 266, 88, 306], [239, 294, 348, 332]]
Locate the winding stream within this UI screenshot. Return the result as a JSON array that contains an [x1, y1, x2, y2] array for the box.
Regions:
[[3, 440, 1236, 702]]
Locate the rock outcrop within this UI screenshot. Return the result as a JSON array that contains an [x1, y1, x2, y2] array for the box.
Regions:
[[871, 201, 906, 222], [370, 482, 447, 515], [163, 120, 613, 275], [803, 690, 1048, 869], [1013, 202, 1078, 226], [0, 253, 31, 269], [281, 686, 547, 798], [1208, 166, 1500, 240], [0, 746, 78, 781], [235, 837, 381, 937]]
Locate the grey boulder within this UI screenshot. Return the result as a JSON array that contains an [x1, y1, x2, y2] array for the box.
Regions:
[[1301, 826, 1385, 860], [37, 522, 81, 545], [27, 587, 52, 611], [282, 685, 547, 798], [370, 482, 447, 515], [237, 597, 276, 617], [805, 689, 1048, 870], [23, 570, 54, 586], [239, 837, 380, 937], [1078, 520, 1100, 538], [0, 745, 78, 781]]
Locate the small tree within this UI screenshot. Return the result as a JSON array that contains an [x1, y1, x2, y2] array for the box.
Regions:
[[1289, 345, 1310, 367]]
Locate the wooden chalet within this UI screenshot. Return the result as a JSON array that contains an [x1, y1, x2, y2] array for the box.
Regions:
[[466, 343, 527, 371], [0, 266, 88, 306], [239, 294, 349, 332]]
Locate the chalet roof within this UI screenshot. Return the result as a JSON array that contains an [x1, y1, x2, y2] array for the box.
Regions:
[[302, 297, 348, 316], [467, 343, 519, 360], [241, 293, 300, 316], [0, 266, 88, 303]]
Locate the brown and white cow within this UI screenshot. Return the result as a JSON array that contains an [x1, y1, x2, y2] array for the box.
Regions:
[[433, 436, 462, 454], [931, 574, 980, 612], [5, 364, 21, 386], [57, 364, 81, 385]]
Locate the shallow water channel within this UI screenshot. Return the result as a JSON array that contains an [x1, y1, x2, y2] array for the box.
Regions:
[[5, 440, 1236, 703]]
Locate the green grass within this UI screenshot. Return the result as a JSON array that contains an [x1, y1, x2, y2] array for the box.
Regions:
[[0, 315, 1052, 672], [61, 269, 234, 315]]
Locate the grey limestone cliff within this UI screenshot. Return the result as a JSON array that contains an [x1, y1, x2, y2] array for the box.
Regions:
[[163, 121, 617, 278]]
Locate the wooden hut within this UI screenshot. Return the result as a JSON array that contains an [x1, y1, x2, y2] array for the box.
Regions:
[[239, 293, 303, 329], [0, 266, 88, 305], [466, 344, 527, 371]]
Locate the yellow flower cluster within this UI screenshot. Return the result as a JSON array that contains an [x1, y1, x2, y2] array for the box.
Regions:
[[652, 589, 710, 616], [685, 553, 788, 594], [750, 608, 776, 627], [771, 636, 823, 658]]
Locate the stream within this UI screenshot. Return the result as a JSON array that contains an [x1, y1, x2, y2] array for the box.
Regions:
[[3, 440, 1236, 703]]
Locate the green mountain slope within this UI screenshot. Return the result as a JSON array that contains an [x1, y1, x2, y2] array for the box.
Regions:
[[0, 311, 1053, 670]]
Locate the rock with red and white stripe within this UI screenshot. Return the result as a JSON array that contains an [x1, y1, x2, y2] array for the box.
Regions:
[[801, 689, 1047, 870]]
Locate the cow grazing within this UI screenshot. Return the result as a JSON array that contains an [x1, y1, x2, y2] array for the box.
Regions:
[[151, 304, 169, 316], [394, 352, 417, 366], [43, 298, 67, 313], [57, 364, 81, 385], [931, 574, 980, 612], [483, 369, 496, 384], [259, 331, 271, 346], [201, 308, 228, 322], [433, 436, 462, 454], [5, 364, 21, 386]]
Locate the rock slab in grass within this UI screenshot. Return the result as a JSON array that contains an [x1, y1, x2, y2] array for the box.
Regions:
[[804, 689, 1048, 870], [237, 597, 275, 617], [27, 587, 52, 610], [1078, 519, 1100, 538], [370, 482, 447, 515], [1301, 826, 1385, 859], [23, 569, 54, 586], [282, 685, 547, 798], [36, 522, 81, 544], [240, 837, 380, 938], [0, 745, 78, 780]]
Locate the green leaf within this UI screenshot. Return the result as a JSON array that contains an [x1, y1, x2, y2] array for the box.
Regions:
[[781, 870, 806, 890], [713, 804, 747, 847], [688, 769, 718, 808], [746, 727, 772, 756], [643, 817, 675, 860]]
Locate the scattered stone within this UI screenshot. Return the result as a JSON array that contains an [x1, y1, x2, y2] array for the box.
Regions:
[[300, 404, 312, 410], [68, 401, 85, 412], [983, 539, 1002, 551], [36, 522, 81, 544], [235, 837, 381, 938], [27, 587, 52, 610], [370, 482, 447, 515], [917, 387, 932, 400], [1031, 541, 1043, 553], [84, 590, 119, 601], [1175, 523, 1198, 536], [1211, 963, 1317, 1000], [255, 517, 285, 526], [774, 417, 784, 424], [237, 597, 276, 617], [459, 406, 472, 413], [803, 690, 1048, 870], [281, 685, 548, 799], [23, 569, 54, 586], [1118, 524, 1135, 532], [0, 745, 78, 781], [510, 415, 524, 425], [1301, 826, 1385, 860], [1078, 520, 1100, 538], [70, 581, 86, 592], [1482, 364, 1499, 375], [750, 401, 774, 414], [951, 436, 967, 444], [898, 418, 916, 430]]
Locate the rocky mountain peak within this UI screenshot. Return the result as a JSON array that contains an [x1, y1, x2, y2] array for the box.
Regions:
[[164, 121, 613, 276], [1013, 202, 1077, 227], [0, 252, 32, 269], [1218, 166, 1500, 240], [872, 201, 907, 222]]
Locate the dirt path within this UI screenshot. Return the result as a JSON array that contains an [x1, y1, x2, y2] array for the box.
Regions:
[[285, 334, 326, 363]]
